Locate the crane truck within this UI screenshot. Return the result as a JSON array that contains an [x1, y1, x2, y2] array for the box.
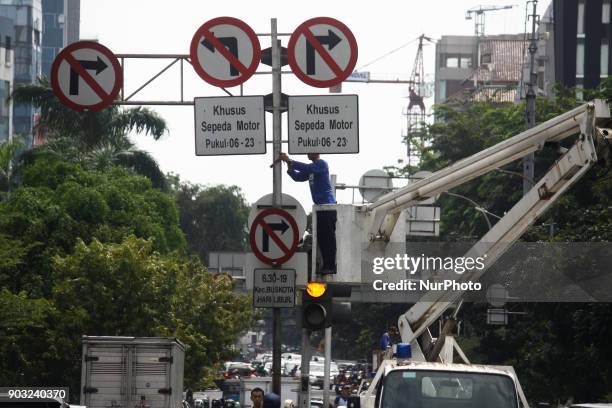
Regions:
[[309, 100, 612, 408]]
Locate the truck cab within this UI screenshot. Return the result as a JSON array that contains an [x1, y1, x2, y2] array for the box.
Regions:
[[362, 360, 523, 408]]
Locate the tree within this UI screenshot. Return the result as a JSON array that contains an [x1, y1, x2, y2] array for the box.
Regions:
[[0, 137, 24, 193], [170, 174, 249, 263], [409, 85, 612, 403], [0, 236, 256, 394], [330, 81, 612, 403], [0, 156, 256, 394], [11, 78, 168, 189], [0, 155, 185, 300]]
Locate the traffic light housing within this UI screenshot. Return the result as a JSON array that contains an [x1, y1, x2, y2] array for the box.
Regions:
[[301, 282, 351, 331]]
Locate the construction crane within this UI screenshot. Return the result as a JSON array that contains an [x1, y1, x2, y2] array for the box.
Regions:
[[465, 5, 514, 95], [466, 4, 514, 37], [403, 34, 434, 166]]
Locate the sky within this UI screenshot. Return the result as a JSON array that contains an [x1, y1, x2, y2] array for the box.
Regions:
[[79, 0, 552, 210]]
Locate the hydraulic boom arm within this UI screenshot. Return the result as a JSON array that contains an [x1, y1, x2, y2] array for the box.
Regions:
[[366, 101, 611, 358]]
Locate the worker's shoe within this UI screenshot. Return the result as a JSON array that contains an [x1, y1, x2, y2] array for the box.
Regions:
[[320, 267, 336, 275]]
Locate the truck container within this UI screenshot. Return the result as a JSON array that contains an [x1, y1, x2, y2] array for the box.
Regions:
[[80, 336, 185, 408]]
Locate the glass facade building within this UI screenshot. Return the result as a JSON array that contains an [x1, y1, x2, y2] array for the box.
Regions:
[[553, 0, 612, 92], [42, 0, 80, 77], [0, 15, 13, 144], [0, 0, 41, 146]]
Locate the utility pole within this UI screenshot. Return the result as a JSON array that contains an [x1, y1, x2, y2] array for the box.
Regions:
[[271, 17, 283, 395], [523, 0, 538, 194]]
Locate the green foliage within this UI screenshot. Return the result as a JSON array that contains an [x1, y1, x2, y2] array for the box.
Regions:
[[0, 136, 25, 193], [170, 174, 249, 263], [0, 81, 259, 396], [0, 155, 185, 305], [12, 78, 167, 146], [0, 156, 256, 394], [426, 88, 612, 403], [49, 237, 255, 389], [0, 236, 255, 394], [337, 83, 612, 404], [11, 78, 168, 190]]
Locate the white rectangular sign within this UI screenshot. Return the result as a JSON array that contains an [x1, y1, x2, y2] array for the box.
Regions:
[[194, 96, 266, 156], [347, 71, 370, 82], [288, 95, 359, 154], [253, 269, 296, 308]]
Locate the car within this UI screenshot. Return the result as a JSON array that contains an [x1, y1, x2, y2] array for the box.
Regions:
[[223, 362, 256, 379], [309, 361, 339, 389], [310, 398, 332, 408], [284, 360, 301, 376]]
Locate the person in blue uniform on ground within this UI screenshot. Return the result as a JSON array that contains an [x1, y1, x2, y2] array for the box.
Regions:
[[334, 385, 351, 408], [263, 392, 280, 408], [278, 152, 337, 274], [380, 326, 398, 351]]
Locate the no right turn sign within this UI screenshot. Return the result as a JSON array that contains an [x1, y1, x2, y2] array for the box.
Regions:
[[288, 17, 358, 88]]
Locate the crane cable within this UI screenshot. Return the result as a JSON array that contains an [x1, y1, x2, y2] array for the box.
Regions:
[[356, 36, 422, 71]]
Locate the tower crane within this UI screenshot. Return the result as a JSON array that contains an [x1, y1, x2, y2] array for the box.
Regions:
[[404, 34, 434, 165], [465, 4, 515, 37]]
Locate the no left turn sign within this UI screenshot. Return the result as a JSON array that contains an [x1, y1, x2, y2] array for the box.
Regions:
[[250, 208, 299, 266], [51, 41, 122, 112], [288, 17, 358, 88], [190, 17, 261, 88]]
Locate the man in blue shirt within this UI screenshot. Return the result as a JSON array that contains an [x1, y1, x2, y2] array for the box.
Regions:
[[279, 152, 337, 274], [380, 326, 397, 350], [334, 385, 351, 408]]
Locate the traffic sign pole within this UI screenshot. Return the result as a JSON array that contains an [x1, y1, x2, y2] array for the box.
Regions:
[[271, 18, 282, 397]]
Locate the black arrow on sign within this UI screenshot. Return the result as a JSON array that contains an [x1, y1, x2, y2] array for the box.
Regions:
[[69, 57, 108, 95], [306, 29, 342, 75], [201, 34, 240, 76], [262, 220, 289, 252]]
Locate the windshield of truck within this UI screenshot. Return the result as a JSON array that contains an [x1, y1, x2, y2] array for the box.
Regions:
[[381, 370, 518, 408]]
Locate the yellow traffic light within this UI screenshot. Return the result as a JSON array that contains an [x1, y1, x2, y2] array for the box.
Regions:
[[306, 282, 327, 298]]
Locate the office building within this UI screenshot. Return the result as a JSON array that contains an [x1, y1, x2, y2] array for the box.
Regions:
[[0, 15, 13, 143], [539, 0, 611, 98], [0, 0, 41, 146], [42, 0, 80, 77]]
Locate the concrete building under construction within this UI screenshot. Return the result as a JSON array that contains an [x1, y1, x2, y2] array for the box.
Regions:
[[434, 34, 527, 105]]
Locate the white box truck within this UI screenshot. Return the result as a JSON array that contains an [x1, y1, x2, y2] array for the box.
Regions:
[[80, 336, 185, 408]]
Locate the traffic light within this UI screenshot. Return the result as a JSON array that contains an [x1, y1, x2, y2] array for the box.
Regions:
[[301, 282, 352, 331]]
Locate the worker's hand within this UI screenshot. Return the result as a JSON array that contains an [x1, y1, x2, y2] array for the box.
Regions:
[[279, 152, 290, 163]]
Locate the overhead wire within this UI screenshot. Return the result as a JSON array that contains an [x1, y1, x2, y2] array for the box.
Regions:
[[356, 37, 421, 71]]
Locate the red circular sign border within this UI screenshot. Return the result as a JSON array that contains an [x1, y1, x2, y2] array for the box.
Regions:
[[190, 16, 261, 88], [288, 16, 358, 88], [50, 40, 122, 112], [250, 208, 300, 266]]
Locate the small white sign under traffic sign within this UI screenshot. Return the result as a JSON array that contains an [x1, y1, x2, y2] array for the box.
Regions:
[[288, 94, 359, 154], [253, 269, 296, 308], [194, 96, 266, 156]]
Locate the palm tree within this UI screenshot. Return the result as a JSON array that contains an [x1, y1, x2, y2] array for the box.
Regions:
[[11, 78, 169, 189], [0, 137, 23, 193]]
